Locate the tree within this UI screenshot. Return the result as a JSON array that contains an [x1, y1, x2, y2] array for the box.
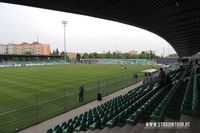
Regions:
[[105, 51, 111, 58], [112, 52, 116, 59], [115, 53, 123, 59], [98, 53, 105, 59], [124, 53, 130, 59], [89, 53, 94, 58], [140, 51, 147, 59], [23, 51, 32, 55], [52, 50, 55, 55], [93, 52, 98, 58], [82, 53, 89, 59], [76, 53, 81, 61], [55, 48, 59, 55], [60, 51, 65, 56]]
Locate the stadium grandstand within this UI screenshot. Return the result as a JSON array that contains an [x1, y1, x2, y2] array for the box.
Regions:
[[0, 0, 200, 133], [0, 54, 65, 67], [45, 67, 199, 133]]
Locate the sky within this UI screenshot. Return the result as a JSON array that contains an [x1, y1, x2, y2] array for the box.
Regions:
[[0, 2, 176, 56]]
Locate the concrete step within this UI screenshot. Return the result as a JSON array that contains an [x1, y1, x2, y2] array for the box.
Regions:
[[116, 124, 133, 133], [107, 126, 121, 133], [98, 127, 111, 133], [128, 122, 145, 133], [176, 115, 200, 133]]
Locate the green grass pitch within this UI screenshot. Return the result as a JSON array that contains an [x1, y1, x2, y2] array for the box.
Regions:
[[0, 64, 159, 132]]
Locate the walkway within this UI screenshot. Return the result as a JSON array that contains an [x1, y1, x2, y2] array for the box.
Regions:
[[19, 81, 143, 133]]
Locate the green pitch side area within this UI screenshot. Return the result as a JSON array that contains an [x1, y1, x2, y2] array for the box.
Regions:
[[0, 64, 159, 132]]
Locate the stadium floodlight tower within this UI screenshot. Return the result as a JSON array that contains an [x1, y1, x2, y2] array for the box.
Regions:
[[62, 20, 67, 63]]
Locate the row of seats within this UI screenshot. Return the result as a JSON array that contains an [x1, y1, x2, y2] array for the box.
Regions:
[[82, 83, 157, 131], [126, 83, 170, 124], [126, 71, 183, 124], [46, 68, 181, 133], [87, 84, 156, 131], [46, 79, 159, 133], [181, 67, 199, 115], [106, 82, 160, 127], [150, 71, 185, 122], [192, 68, 198, 111]]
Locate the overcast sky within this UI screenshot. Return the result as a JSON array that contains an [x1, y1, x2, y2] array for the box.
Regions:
[[0, 2, 176, 56]]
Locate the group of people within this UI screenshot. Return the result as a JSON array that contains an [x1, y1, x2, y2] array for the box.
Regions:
[[141, 67, 172, 87], [143, 73, 154, 83]]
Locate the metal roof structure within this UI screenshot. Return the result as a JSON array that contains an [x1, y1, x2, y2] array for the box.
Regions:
[[1, 0, 200, 57]]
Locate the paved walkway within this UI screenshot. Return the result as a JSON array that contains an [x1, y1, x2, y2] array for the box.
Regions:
[[19, 81, 143, 133]]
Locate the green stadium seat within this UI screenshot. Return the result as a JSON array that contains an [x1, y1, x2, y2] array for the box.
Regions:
[[118, 111, 125, 122], [126, 113, 138, 125], [46, 129, 53, 133], [75, 122, 86, 132], [62, 125, 73, 133], [181, 68, 197, 115], [89, 119, 101, 130], [53, 125, 62, 133], [61, 122, 68, 129], [67, 119, 72, 124], [106, 115, 119, 128], [101, 115, 108, 126], [53, 125, 60, 130]]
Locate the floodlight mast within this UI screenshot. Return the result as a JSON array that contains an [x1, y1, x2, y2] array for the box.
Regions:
[[62, 20, 67, 63]]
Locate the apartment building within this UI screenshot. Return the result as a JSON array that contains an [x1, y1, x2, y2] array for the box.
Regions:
[[0, 42, 50, 55]]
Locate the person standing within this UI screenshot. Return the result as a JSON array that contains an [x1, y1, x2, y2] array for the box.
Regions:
[[79, 85, 85, 102], [143, 73, 148, 83], [159, 68, 166, 87], [132, 73, 138, 83], [148, 73, 153, 82]]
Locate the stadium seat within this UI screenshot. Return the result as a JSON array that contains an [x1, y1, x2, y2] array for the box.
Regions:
[[89, 118, 101, 130], [46, 129, 53, 133], [62, 125, 73, 133], [106, 115, 119, 128], [75, 122, 86, 132]]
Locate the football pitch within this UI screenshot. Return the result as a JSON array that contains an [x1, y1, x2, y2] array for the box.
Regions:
[[0, 64, 159, 132]]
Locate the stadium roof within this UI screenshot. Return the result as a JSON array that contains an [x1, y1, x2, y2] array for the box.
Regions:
[[2, 0, 200, 57]]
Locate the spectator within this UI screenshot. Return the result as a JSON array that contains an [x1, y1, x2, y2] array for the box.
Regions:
[[79, 85, 85, 102], [159, 68, 166, 87], [143, 73, 148, 83], [148, 73, 153, 82], [132, 73, 138, 83]]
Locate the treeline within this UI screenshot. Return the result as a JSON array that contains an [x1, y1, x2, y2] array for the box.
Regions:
[[51, 48, 66, 56], [81, 51, 156, 59], [51, 48, 156, 59]]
